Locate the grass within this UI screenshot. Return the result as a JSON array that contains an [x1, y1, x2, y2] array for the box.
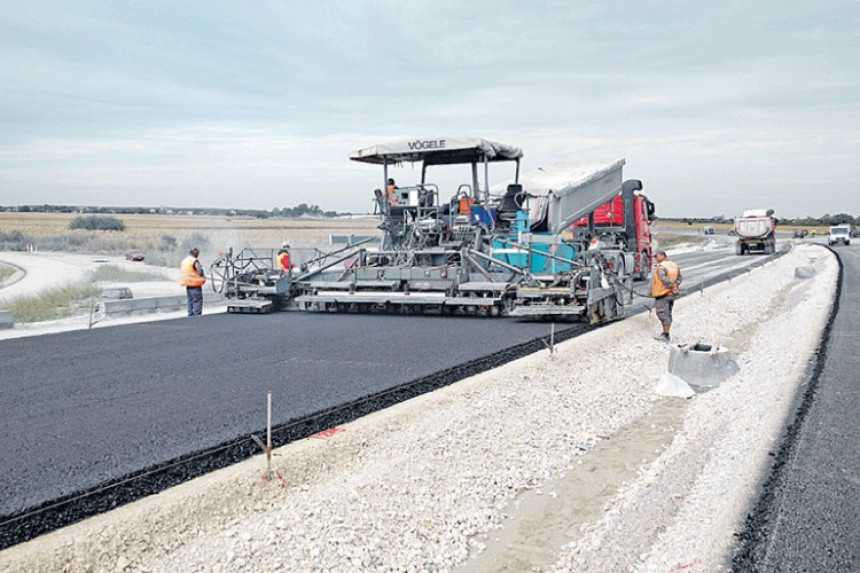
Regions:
[[0, 212, 381, 266], [90, 264, 166, 283], [0, 213, 380, 324], [654, 233, 710, 249], [0, 265, 14, 283], [0, 266, 168, 324], [0, 282, 100, 323]]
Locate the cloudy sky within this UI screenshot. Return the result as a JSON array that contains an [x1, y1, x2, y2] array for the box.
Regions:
[[1, 1, 858, 217]]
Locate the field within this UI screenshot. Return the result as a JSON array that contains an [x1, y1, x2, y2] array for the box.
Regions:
[[0, 212, 381, 266]]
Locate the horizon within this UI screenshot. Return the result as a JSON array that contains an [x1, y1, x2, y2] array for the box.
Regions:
[[1, 203, 856, 223]]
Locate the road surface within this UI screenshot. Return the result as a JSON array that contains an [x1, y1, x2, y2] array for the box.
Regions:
[[735, 241, 860, 570]]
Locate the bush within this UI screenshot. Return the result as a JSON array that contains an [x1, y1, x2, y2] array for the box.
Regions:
[[0, 230, 30, 250], [69, 215, 126, 232], [143, 251, 170, 267], [179, 233, 211, 255], [158, 235, 177, 252]]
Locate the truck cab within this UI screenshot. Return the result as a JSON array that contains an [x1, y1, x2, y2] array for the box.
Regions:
[[828, 225, 851, 246], [570, 185, 656, 280]]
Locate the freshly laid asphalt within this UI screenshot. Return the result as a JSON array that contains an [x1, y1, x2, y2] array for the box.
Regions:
[[0, 313, 562, 518], [735, 243, 860, 571]]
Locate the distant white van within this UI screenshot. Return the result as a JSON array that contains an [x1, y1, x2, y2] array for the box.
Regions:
[[828, 225, 851, 246]]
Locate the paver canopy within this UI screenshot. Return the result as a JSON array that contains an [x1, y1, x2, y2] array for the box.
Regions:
[[350, 137, 523, 166]]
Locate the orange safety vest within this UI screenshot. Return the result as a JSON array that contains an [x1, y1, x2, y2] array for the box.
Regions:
[[276, 250, 293, 271], [458, 196, 474, 215], [179, 255, 206, 287], [387, 185, 398, 205], [650, 260, 679, 298]]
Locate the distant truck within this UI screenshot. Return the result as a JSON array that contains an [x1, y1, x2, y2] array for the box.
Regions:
[[734, 209, 777, 255], [828, 224, 851, 246], [572, 180, 656, 280]]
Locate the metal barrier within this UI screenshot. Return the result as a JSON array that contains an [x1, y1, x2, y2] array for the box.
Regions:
[[99, 293, 223, 317]]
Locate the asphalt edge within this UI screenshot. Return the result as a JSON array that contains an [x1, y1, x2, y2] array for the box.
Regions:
[[731, 245, 843, 570]]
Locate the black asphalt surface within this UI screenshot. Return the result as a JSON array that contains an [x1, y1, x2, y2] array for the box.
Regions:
[[735, 244, 860, 571], [0, 245, 782, 547], [0, 313, 562, 519]]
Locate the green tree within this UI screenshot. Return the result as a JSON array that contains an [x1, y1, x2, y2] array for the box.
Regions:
[[69, 215, 125, 231]]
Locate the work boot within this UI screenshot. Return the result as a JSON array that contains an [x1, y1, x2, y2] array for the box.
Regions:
[[658, 332, 671, 343]]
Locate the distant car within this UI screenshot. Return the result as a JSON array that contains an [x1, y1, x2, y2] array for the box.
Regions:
[[99, 287, 133, 300], [702, 226, 715, 235], [852, 229, 860, 238], [125, 250, 145, 262], [792, 229, 808, 238]]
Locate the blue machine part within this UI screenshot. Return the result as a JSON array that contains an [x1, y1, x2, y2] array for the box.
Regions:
[[491, 210, 578, 273], [470, 205, 495, 226], [527, 239, 577, 273], [492, 237, 577, 273]]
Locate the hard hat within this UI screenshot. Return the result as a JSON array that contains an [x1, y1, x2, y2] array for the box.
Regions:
[[282, 241, 290, 248]]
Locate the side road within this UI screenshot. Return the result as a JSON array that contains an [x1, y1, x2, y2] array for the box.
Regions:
[[0, 244, 838, 572]]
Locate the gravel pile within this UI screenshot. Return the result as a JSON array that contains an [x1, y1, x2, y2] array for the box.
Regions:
[[1, 244, 837, 572]]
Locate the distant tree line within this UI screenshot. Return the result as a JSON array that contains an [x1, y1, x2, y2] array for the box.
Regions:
[[779, 213, 857, 226], [268, 203, 338, 219], [0, 204, 346, 218], [665, 213, 859, 227]]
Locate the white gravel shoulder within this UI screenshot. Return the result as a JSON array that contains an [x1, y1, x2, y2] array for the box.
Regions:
[[0, 244, 837, 572]]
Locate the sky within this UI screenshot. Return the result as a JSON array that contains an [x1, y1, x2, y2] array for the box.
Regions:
[[1, 1, 858, 218]]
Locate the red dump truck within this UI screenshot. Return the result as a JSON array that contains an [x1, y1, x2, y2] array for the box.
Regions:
[[572, 180, 656, 280], [734, 209, 777, 255]]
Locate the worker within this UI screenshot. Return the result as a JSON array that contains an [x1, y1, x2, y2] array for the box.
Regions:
[[650, 249, 681, 342], [276, 242, 295, 272], [458, 192, 474, 216], [179, 247, 206, 316], [387, 178, 398, 206]]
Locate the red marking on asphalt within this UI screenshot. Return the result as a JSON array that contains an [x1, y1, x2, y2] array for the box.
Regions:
[[309, 427, 346, 440]]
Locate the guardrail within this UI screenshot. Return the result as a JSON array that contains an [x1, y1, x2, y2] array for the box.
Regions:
[[99, 292, 224, 317]]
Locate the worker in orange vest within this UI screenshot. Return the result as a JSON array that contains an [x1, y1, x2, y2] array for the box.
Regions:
[[387, 178, 399, 206], [179, 247, 206, 316], [650, 250, 682, 342], [458, 192, 474, 216], [276, 242, 295, 272]]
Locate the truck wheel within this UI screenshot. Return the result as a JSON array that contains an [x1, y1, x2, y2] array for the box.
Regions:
[[735, 243, 743, 256]]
